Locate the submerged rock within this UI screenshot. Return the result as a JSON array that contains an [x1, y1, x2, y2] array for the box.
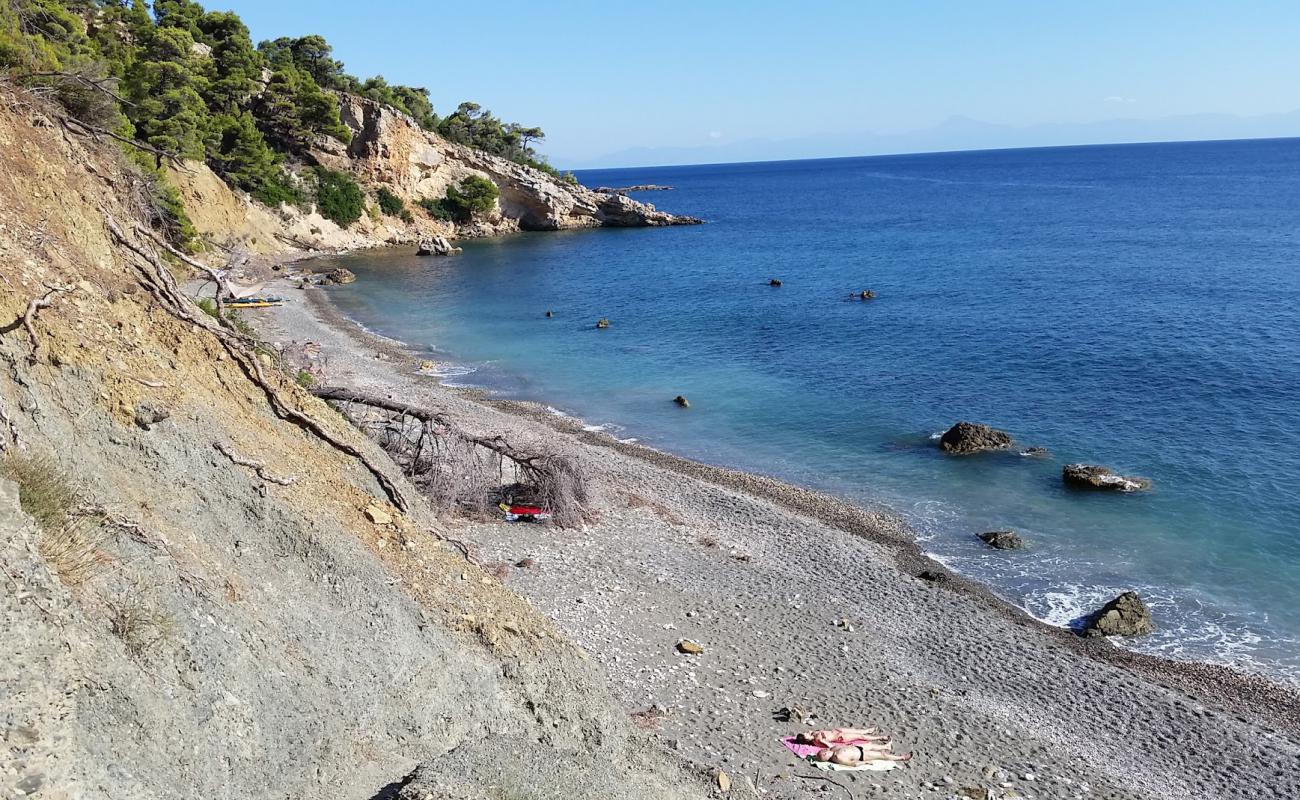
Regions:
[[939, 421, 1014, 455], [768, 278, 783, 287], [416, 236, 462, 256], [1020, 446, 1050, 458], [977, 530, 1024, 550], [1063, 464, 1151, 492], [1082, 591, 1154, 637]]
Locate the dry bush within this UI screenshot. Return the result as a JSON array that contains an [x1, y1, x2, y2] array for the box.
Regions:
[[39, 514, 113, 587], [106, 588, 175, 658], [1, 452, 79, 531], [1, 453, 110, 585]]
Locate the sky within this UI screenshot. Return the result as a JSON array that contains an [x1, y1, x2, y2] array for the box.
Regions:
[[223, 1, 1300, 167]]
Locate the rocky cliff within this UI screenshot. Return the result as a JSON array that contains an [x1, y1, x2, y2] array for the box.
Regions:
[[0, 88, 712, 799], [169, 93, 700, 256]]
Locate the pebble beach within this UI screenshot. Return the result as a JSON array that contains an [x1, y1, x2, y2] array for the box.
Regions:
[[248, 277, 1300, 800]]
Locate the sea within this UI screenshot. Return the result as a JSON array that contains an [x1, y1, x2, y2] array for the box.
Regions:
[[320, 139, 1300, 685]]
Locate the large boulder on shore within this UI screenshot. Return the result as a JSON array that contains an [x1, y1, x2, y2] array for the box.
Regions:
[[977, 530, 1024, 550], [417, 236, 462, 256], [939, 422, 1014, 455], [1082, 592, 1155, 637], [1063, 464, 1151, 492], [323, 267, 356, 284]]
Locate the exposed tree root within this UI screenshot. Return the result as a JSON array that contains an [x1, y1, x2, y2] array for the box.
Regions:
[[101, 211, 412, 513], [215, 442, 296, 486], [20, 284, 74, 364]]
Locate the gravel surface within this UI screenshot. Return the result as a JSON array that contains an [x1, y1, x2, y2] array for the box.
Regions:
[[249, 277, 1300, 800]]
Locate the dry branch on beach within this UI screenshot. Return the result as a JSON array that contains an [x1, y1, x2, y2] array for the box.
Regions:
[[312, 386, 592, 527]]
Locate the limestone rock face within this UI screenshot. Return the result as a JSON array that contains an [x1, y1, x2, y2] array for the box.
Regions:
[[1083, 592, 1155, 637], [1062, 464, 1151, 492], [939, 422, 1014, 455], [331, 94, 703, 234]]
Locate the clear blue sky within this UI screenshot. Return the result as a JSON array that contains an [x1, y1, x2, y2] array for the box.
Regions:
[[223, 0, 1300, 166]]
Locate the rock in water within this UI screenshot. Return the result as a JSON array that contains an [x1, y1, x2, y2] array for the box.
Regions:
[[545, 310, 554, 318], [416, 236, 462, 256], [768, 278, 783, 287], [1020, 446, 1050, 458], [1083, 591, 1155, 637], [1062, 464, 1152, 492], [939, 421, 1015, 455], [858, 289, 876, 300], [977, 530, 1024, 550], [324, 267, 356, 284], [595, 318, 611, 329], [673, 395, 690, 408]]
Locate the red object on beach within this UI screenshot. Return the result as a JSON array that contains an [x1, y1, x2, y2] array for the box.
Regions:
[[508, 504, 546, 516], [500, 501, 552, 521]]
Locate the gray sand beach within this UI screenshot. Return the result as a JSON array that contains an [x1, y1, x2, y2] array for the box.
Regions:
[[246, 275, 1300, 800]]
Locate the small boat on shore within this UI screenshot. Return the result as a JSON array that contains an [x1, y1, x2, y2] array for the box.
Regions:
[[226, 296, 285, 309]]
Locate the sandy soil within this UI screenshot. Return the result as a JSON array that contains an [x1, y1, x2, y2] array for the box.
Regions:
[[244, 274, 1300, 800]]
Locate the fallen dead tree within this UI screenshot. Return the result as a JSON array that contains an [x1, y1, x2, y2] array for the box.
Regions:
[[312, 387, 591, 528]]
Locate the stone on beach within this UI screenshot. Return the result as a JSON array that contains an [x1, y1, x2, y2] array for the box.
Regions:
[[1062, 464, 1151, 492], [977, 530, 1025, 550], [939, 421, 1015, 455], [1082, 591, 1155, 637], [675, 639, 705, 655], [364, 505, 392, 525]]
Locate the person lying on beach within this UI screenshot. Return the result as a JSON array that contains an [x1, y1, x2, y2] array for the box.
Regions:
[[794, 728, 889, 747], [814, 744, 913, 766]]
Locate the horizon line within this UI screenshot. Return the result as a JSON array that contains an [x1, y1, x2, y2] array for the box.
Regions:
[[565, 133, 1300, 173]]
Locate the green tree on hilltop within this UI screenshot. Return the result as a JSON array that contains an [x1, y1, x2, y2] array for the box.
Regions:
[[196, 11, 261, 112], [124, 24, 211, 161]]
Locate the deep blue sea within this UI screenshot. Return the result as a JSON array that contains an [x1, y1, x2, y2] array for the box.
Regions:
[[322, 139, 1300, 684]]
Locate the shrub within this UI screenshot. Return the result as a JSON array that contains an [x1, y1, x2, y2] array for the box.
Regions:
[[417, 196, 454, 221], [375, 186, 405, 216], [312, 167, 364, 228], [107, 587, 176, 657], [196, 297, 219, 318], [252, 170, 303, 208], [443, 175, 499, 221]]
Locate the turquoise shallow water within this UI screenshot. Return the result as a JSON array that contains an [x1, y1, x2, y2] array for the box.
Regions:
[[321, 139, 1300, 684]]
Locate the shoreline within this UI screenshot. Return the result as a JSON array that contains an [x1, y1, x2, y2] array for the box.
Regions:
[[301, 280, 1300, 722], [247, 269, 1300, 797]]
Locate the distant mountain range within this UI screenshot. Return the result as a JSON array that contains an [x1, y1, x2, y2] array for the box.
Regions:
[[564, 108, 1300, 169]]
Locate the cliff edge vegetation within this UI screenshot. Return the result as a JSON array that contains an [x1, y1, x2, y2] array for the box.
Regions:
[[0, 0, 698, 258]]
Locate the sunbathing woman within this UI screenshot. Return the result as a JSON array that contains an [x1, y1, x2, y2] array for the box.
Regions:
[[794, 727, 890, 747], [814, 744, 913, 767]]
